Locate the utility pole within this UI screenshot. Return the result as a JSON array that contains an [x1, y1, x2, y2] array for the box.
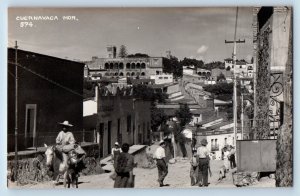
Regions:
[[241, 93, 244, 140], [14, 41, 18, 184], [225, 7, 245, 148]]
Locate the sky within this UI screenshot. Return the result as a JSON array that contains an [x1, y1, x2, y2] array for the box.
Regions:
[[8, 7, 254, 63]]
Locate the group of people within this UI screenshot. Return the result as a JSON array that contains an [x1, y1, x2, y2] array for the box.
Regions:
[[218, 145, 236, 180], [111, 139, 169, 188], [54, 120, 236, 188], [190, 139, 212, 187]]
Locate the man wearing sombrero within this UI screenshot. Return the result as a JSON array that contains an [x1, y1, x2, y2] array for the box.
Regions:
[[56, 120, 86, 157], [56, 120, 76, 148]]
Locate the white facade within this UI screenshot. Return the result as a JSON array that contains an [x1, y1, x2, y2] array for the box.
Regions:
[[224, 59, 254, 78], [207, 132, 242, 160], [150, 74, 173, 84], [183, 68, 195, 75], [189, 114, 203, 126]]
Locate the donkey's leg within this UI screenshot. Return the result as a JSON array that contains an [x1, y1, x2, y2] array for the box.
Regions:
[[76, 176, 78, 188], [63, 171, 68, 188], [68, 173, 71, 188]]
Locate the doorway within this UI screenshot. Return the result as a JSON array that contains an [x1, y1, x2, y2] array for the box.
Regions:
[[25, 104, 37, 148]]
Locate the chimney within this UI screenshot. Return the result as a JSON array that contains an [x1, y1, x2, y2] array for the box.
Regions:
[[94, 85, 98, 102], [107, 45, 117, 58]]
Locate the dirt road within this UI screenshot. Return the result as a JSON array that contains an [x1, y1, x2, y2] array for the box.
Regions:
[[14, 159, 275, 189]]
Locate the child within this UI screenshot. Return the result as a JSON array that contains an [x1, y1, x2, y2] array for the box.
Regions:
[[190, 152, 199, 186]]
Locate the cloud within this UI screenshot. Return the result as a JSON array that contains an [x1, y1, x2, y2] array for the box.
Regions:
[[197, 45, 208, 54]]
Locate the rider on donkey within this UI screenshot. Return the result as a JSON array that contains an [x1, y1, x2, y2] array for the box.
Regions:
[[56, 120, 86, 165]]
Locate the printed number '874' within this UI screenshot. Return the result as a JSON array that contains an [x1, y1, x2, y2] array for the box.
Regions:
[[20, 22, 34, 28]]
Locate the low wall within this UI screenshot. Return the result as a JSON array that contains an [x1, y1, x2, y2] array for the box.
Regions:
[[7, 143, 104, 186]]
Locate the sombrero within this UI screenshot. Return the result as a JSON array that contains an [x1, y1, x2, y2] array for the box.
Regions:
[[59, 120, 73, 127]]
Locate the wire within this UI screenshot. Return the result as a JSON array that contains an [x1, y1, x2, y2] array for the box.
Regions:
[[8, 61, 83, 98], [8, 70, 16, 78]]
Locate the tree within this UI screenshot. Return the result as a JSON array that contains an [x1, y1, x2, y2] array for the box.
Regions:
[[173, 104, 193, 158], [179, 57, 204, 69], [151, 106, 168, 132], [118, 45, 128, 58], [203, 83, 233, 101], [175, 104, 193, 129], [132, 84, 167, 103], [217, 72, 226, 82], [162, 56, 182, 78], [127, 53, 149, 58]]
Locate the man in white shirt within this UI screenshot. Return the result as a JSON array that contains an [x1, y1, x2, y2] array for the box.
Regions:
[[56, 121, 75, 148], [197, 139, 210, 187], [56, 120, 86, 157], [154, 140, 168, 187]]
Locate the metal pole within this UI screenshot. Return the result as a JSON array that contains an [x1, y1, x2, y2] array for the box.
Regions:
[[14, 41, 18, 183], [233, 7, 239, 147], [241, 94, 244, 140]]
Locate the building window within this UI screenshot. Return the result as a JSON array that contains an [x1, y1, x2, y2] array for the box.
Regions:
[[164, 77, 168, 79], [114, 63, 118, 69], [127, 115, 131, 132], [141, 72, 145, 76], [126, 72, 130, 76], [109, 63, 113, 69], [159, 77, 163, 79], [105, 63, 109, 69], [126, 63, 131, 69], [131, 63, 136, 69], [119, 72, 124, 76], [118, 118, 122, 143], [119, 63, 124, 69], [136, 63, 141, 69], [156, 71, 160, 75], [225, 138, 227, 145], [131, 72, 135, 76], [141, 63, 146, 69]]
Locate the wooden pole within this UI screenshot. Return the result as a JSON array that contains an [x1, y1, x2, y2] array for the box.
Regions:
[[14, 40, 19, 184]]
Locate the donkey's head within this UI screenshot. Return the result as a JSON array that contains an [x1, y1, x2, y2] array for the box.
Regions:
[[44, 144, 56, 167]]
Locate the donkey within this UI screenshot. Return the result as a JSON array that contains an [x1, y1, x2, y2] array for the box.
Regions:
[[44, 144, 69, 188]]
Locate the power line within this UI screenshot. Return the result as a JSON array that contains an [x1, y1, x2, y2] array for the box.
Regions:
[[8, 61, 83, 98]]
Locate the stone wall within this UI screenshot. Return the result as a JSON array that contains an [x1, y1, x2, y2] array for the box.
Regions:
[[8, 143, 104, 186], [275, 9, 293, 187]]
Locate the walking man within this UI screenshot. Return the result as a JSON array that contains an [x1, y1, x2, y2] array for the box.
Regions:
[[154, 140, 168, 187], [114, 143, 135, 188], [197, 139, 210, 187], [229, 145, 236, 169]]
